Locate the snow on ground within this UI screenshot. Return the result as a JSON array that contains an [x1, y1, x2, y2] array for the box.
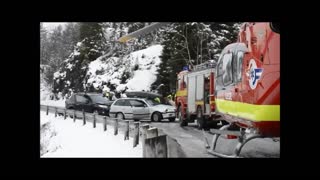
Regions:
[[40, 111, 142, 157], [40, 87, 65, 107], [87, 45, 163, 92], [122, 69, 157, 91], [40, 99, 65, 108], [124, 45, 162, 91]]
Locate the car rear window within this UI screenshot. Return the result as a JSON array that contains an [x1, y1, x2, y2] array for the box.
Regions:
[[114, 99, 131, 106], [75, 95, 88, 103], [123, 100, 131, 106], [89, 94, 108, 103], [129, 99, 146, 107], [114, 100, 125, 106]]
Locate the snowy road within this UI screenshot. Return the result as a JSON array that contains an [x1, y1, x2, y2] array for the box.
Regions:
[[40, 107, 279, 158], [146, 120, 280, 158]]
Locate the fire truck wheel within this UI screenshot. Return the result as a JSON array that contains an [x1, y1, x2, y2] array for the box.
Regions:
[[169, 117, 175, 122], [152, 112, 162, 122], [180, 120, 188, 127], [197, 118, 205, 129], [177, 106, 182, 119], [196, 107, 205, 129]]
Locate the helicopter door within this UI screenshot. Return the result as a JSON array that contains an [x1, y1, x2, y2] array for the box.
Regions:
[[234, 51, 244, 94], [231, 50, 245, 118], [215, 51, 235, 115]]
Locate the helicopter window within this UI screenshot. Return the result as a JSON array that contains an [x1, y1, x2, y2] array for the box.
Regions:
[[222, 53, 233, 86], [232, 52, 237, 82], [236, 51, 244, 82]]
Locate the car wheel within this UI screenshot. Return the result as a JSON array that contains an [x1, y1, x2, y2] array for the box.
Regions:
[[116, 112, 124, 120], [152, 112, 162, 122], [169, 117, 175, 122], [68, 108, 74, 118]]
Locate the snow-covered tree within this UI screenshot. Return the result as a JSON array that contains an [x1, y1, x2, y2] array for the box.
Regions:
[[53, 23, 106, 95], [41, 23, 81, 86], [207, 22, 241, 60], [61, 23, 80, 59]]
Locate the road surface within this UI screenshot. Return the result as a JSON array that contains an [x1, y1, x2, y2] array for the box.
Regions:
[[147, 119, 280, 158], [41, 106, 280, 158]]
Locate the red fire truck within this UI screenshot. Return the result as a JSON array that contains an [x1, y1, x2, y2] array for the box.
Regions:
[[175, 61, 219, 129]]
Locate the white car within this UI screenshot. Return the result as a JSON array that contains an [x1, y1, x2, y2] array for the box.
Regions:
[[109, 98, 176, 122]]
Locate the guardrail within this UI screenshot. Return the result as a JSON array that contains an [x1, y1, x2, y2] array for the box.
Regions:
[[40, 105, 186, 157]]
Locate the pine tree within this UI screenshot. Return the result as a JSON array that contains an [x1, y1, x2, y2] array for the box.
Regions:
[[61, 23, 80, 59], [79, 22, 106, 61], [40, 23, 50, 65], [154, 22, 241, 96], [53, 22, 106, 95], [208, 22, 241, 60], [43, 25, 64, 85]]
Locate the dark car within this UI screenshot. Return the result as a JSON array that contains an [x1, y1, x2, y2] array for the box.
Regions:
[[65, 93, 113, 116]]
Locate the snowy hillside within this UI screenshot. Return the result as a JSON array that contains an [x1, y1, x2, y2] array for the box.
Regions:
[[87, 44, 163, 93]]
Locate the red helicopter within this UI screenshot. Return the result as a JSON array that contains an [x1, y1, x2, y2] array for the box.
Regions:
[[119, 22, 280, 157], [204, 22, 280, 157]]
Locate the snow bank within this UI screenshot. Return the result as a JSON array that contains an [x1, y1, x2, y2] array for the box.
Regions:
[[40, 99, 65, 108], [40, 111, 142, 157]]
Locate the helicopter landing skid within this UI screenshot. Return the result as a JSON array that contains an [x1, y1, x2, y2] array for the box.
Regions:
[[203, 124, 263, 158]]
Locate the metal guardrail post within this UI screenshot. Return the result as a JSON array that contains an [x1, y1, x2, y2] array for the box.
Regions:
[[103, 116, 107, 131], [83, 109, 86, 125], [124, 120, 130, 140], [133, 122, 140, 147], [93, 114, 96, 128], [73, 110, 76, 122], [141, 124, 150, 156], [146, 127, 158, 139], [114, 118, 118, 135]]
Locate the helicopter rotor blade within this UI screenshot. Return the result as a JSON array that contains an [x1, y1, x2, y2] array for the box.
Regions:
[[118, 22, 170, 43]]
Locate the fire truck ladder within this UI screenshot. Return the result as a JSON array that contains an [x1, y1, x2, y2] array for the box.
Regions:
[[202, 124, 263, 158], [193, 61, 217, 71]]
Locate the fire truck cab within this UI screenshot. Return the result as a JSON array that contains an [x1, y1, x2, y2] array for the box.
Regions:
[[176, 61, 218, 129]]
